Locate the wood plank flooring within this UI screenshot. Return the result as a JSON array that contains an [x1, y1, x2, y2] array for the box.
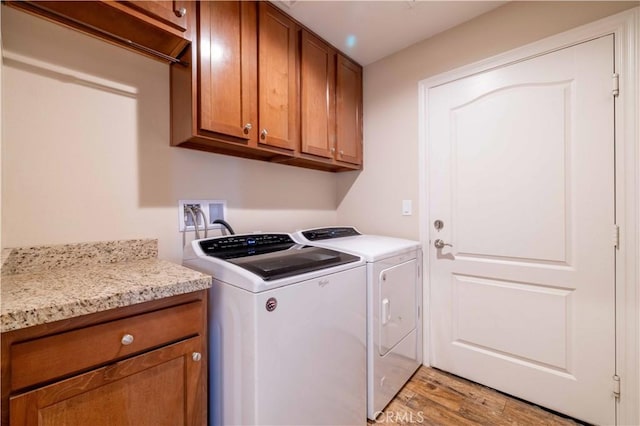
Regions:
[[368, 367, 584, 425]]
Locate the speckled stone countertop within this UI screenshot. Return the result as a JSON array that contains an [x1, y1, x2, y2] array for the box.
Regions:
[[1, 239, 212, 333]]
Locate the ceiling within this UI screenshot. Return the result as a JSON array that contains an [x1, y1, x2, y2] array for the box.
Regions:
[[272, 1, 507, 66]]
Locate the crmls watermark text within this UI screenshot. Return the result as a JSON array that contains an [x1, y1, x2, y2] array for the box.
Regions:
[[374, 411, 425, 424]]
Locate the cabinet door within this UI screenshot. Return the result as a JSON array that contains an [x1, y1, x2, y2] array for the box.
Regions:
[[199, 1, 258, 142], [10, 338, 205, 426], [258, 3, 298, 151], [120, 1, 189, 33], [300, 30, 335, 159], [11, 1, 190, 60], [336, 55, 363, 165]]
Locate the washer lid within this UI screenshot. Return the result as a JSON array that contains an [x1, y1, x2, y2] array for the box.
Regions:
[[198, 234, 360, 281], [225, 246, 360, 281]]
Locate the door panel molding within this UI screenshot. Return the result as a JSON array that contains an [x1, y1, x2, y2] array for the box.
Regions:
[[451, 82, 572, 263], [418, 7, 639, 426], [451, 274, 572, 370]]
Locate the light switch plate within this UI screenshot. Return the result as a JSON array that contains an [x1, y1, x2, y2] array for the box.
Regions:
[[402, 199, 412, 216]]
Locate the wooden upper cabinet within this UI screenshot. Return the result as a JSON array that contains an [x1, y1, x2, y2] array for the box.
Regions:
[[6, 1, 192, 61], [121, 1, 189, 33], [300, 30, 335, 159], [170, 0, 361, 172], [198, 1, 258, 142], [300, 29, 362, 168], [258, 3, 298, 151], [336, 54, 363, 166]]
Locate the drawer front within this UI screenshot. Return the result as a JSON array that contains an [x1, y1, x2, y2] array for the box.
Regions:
[[11, 301, 203, 390]]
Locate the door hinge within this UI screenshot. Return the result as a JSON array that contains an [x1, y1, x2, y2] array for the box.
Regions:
[[613, 375, 621, 399], [612, 73, 620, 97], [613, 224, 620, 249]]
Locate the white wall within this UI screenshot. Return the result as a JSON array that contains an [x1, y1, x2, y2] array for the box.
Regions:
[[337, 1, 638, 240], [1, 7, 338, 262], [3, 2, 636, 262], [0, 4, 3, 255]]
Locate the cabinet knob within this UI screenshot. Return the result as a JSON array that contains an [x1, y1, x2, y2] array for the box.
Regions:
[[121, 334, 134, 346], [192, 352, 202, 362], [330, 147, 336, 154], [175, 7, 187, 17], [339, 150, 344, 156], [260, 129, 268, 140], [243, 123, 252, 134]]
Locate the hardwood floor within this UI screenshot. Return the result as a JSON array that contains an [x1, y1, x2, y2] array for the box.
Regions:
[[368, 367, 584, 425]]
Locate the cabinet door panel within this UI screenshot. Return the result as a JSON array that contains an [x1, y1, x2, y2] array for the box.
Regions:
[[199, 1, 257, 141], [10, 1, 190, 59], [258, 3, 297, 150], [10, 338, 204, 426], [120, 1, 189, 32], [300, 30, 334, 159], [336, 55, 363, 165]]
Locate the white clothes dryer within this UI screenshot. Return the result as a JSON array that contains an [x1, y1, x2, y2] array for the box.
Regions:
[[293, 227, 423, 419]]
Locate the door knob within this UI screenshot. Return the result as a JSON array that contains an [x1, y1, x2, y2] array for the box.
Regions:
[[434, 239, 452, 249]]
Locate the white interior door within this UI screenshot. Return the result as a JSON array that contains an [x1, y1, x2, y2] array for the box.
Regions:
[[428, 35, 616, 425]]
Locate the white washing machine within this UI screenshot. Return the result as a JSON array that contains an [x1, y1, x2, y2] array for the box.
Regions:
[[293, 227, 423, 419], [183, 233, 367, 426]]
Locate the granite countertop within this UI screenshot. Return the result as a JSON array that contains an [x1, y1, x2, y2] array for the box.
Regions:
[[1, 239, 212, 333]]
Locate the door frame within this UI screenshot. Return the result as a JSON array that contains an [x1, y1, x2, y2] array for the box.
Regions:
[[418, 7, 639, 425]]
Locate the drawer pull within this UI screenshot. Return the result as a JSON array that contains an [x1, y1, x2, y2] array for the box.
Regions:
[[121, 334, 134, 346], [192, 352, 202, 362]]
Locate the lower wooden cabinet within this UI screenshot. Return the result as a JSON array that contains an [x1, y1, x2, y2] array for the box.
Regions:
[[1, 291, 208, 426], [10, 337, 202, 425]]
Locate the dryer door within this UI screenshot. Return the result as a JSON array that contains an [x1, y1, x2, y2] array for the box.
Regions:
[[378, 258, 418, 356]]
